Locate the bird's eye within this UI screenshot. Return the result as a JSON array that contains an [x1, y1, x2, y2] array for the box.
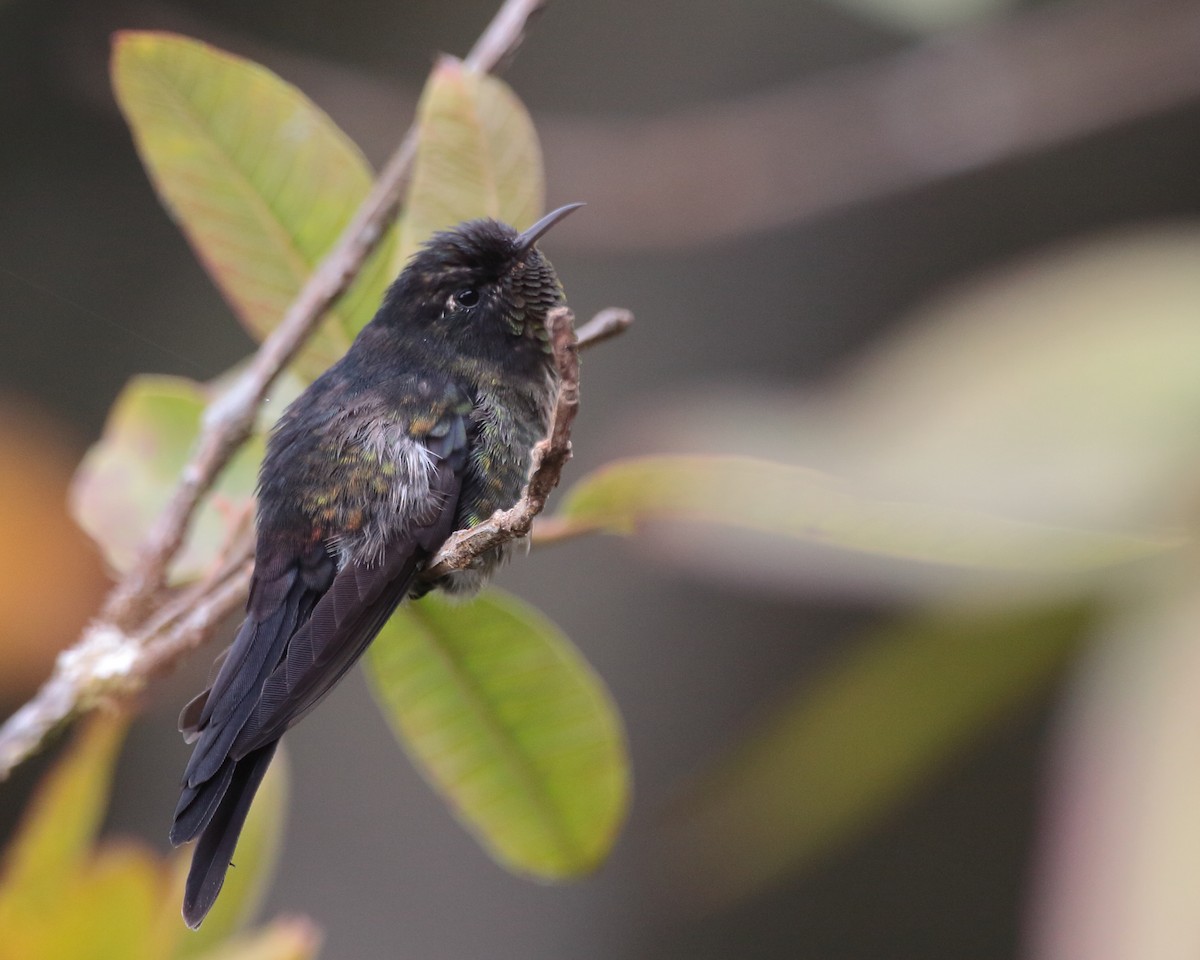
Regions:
[[454, 287, 479, 308]]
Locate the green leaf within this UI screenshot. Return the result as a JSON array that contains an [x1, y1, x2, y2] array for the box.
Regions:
[[0, 714, 306, 958], [111, 32, 394, 378], [396, 57, 544, 268], [669, 603, 1090, 905], [364, 588, 628, 879], [70, 375, 263, 581], [0, 715, 178, 960], [821, 228, 1200, 534], [554, 454, 1177, 580], [629, 231, 1200, 599], [173, 750, 291, 958], [35, 844, 177, 960], [190, 918, 322, 960], [0, 713, 129, 924]]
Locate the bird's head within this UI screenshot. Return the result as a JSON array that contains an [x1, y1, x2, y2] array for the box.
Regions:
[[379, 203, 582, 351]]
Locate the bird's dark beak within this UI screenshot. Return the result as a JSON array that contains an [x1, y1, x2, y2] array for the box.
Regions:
[[517, 202, 585, 253]]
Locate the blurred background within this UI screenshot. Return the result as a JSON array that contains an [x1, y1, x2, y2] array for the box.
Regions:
[[4, 0, 1200, 957]]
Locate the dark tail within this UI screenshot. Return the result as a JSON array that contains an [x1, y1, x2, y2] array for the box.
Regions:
[[174, 742, 277, 928]]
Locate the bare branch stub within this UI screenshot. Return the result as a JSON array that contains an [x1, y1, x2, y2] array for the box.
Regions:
[[574, 307, 633, 349]]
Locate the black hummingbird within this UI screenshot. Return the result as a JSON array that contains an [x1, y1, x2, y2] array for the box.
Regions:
[[169, 203, 583, 928]]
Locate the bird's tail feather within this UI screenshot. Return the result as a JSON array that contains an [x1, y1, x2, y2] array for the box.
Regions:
[[180, 742, 277, 929]]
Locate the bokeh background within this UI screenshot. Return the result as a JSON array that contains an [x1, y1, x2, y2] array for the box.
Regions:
[[4, 0, 1200, 957]]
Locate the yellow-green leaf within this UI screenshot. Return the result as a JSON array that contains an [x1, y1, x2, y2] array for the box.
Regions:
[[364, 588, 627, 878], [0, 714, 306, 958], [70, 375, 263, 581], [23, 844, 177, 960], [112, 32, 394, 378], [0, 715, 179, 960], [396, 57, 544, 267], [0, 713, 129, 925], [173, 750, 291, 958], [669, 603, 1089, 905], [825, 228, 1200, 534], [554, 455, 1177, 580]]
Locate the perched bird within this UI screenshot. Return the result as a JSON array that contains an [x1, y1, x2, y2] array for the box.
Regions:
[[170, 203, 582, 928]]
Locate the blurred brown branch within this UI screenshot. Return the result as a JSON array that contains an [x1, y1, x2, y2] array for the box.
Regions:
[[0, 0, 556, 782], [97, 0, 1196, 251], [555, 0, 1200, 248], [559, 0, 1200, 248]]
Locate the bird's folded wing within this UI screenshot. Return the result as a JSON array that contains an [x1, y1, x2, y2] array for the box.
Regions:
[[229, 411, 469, 757], [177, 540, 334, 791]]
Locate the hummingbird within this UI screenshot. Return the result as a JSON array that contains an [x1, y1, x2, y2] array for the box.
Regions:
[[169, 203, 583, 928]]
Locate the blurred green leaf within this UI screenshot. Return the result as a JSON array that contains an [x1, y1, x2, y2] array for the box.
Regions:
[[0, 713, 129, 924], [173, 750, 291, 958], [111, 31, 394, 379], [364, 588, 628, 879], [822, 228, 1200, 534], [0, 715, 181, 960], [26, 844, 176, 960], [190, 918, 321, 960], [0, 710, 306, 957], [635, 231, 1200, 598], [669, 603, 1090, 905], [396, 57, 544, 268], [71, 375, 263, 581], [553, 454, 1177, 580]]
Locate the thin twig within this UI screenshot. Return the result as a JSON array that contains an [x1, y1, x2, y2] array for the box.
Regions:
[[0, 0, 552, 781], [573, 307, 634, 349], [463, 0, 546, 72]]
